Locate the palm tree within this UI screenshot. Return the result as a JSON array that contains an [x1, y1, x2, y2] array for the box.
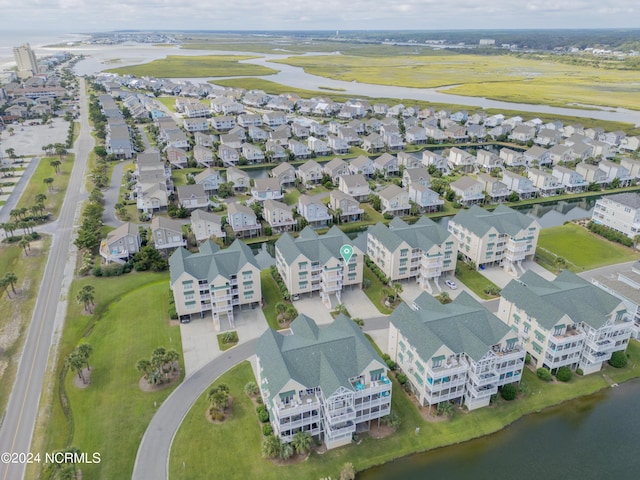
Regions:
[[18, 236, 30, 256], [54, 143, 67, 160], [5, 147, 15, 159], [136, 359, 152, 383], [0, 278, 12, 299], [66, 351, 86, 384], [291, 431, 312, 455], [18, 221, 28, 235], [76, 287, 94, 313], [261, 435, 282, 459], [77, 343, 93, 370], [244, 381, 259, 398], [50, 159, 62, 174], [35, 193, 47, 204], [4, 222, 15, 238], [339, 462, 356, 480], [163, 349, 180, 373], [275, 302, 287, 320], [10, 208, 21, 221], [4, 272, 18, 295], [43, 177, 54, 192], [392, 282, 403, 302], [279, 442, 294, 460]]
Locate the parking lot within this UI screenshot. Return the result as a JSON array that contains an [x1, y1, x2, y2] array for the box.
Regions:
[[1, 117, 69, 157]]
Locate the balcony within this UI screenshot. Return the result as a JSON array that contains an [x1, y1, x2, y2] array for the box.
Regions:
[[351, 376, 392, 398], [467, 382, 498, 399], [468, 370, 497, 387], [582, 349, 611, 365], [274, 392, 322, 415], [585, 337, 617, 354], [428, 357, 468, 377]]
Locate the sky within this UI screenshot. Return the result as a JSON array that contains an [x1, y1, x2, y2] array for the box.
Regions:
[[0, 0, 639, 32]]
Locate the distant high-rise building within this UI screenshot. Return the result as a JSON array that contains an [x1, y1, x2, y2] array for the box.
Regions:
[[13, 43, 38, 79]]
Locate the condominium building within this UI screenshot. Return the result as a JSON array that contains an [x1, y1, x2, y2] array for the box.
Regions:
[[592, 261, 640, 339], [256, 314, 392, 449], [591, 192, 640, 239], [275, 226, 363, 308], [13, 43, 38, 79], [367, 217, 458, 292], [499, 270, 632, 375], [169, 240, 261, 328], [388, 292, 525, 411], [448, 205, 540, 275]]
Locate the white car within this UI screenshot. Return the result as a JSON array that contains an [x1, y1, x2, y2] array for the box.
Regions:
[[445, 280, 458, 290]]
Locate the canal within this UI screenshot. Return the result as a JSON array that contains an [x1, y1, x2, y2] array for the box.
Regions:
[[360, 378, 640, 480]]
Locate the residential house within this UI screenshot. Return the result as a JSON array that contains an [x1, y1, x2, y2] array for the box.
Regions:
[[242, 143, 265, 164], [592, 261, 640, 339], [227, 202, 261, 238], [592, 193, 640, 239], [588, 140, 614, 159], [297, 160, 323, 185], [251, 177, 284, 202], [190, 209, 226, 242], [275, 226, 363, 306], [402, 167, 431, 188], [498, 270, 632, 375], [444, 125, 468, 142], [288, 140, 312, 159], [502, 171, 538, 199], [256, 314, 391, 449], [263, 112, 287, 128], [194, 168, 223, 195], [373, 153, 399, 177], [193, 145, 215, 168], [388, 291, 525, 411], [218, 144, 240, 166], [425, 125, 448, 143], [552, 166, 587, 193], [263, 199, 296, 233], [548, 144, 573, 165], [211, 115, 236, 131], [226, 166, 250, 191], [292, 122, 310, 139], [527, 168, 562, 196], [99, 222, 141, 264], [194, 132, 214, 147], [397, 152, 422, 170], [378, 184, 410, 216], [265, 141, 288, 162], [534, 128, 562, 147], [177, 184, 209, 210], [523, 145, 551, 167], [151, 216, 186, 252], [475, 150, 502, 170], [271, 162, 297, 187], [106, 124, 133, 159], [448, 205, 540, 275], [349, 155, 376, 177], [620, 136, 640, 154], [220, 133, 243, 150], [509, 125, 536, 143], [338, 174, 371, 201], [329, 190, 364, 223], [165, 146, 188, 169], [237, 113, 262, 128], [136, 182, 169, 213], [477, 173, 509, 203], [367, 217, 456, 291], [183, 117, 209, 132], [408, 183, 443, 213], [308, 136, 331, 156], [448, 147, 475, 172], [466, 124, 487, 141], [599, 160, 632, 186], [298, 194, 332, 227], [421, 150, 447, 171], [576, 163, 607, 185], [165, 129, 189, 150], [621, 158, 640, 180], [248, 126, 269, 143], [450, 177, 484, 206], [169, 240, 261, 328], [327, 135, 350, 155], [406, 126, 427, 144], [322, 158, 350, 184]]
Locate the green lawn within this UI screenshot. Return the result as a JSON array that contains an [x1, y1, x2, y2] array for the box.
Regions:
[[0, 237, 51, 415], [362, 266, 393, 315], [217, 332, 239, 351], [107, 55, 278, 77], [283, 188, 301, 206], [537, 223, 640, 272], [169, 341, 640, 480], [17, 155, 74, 220], [31, 272, 183, 480], [260, 269, 286, 330], [156, 96, 180, 113], [455, 262, 501, 300]]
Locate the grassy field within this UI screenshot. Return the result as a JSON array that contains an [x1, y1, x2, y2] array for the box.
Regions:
[[455, 262, 501, 300], [362, 266, 393, 315], [31, 272, 183, 480], [0, 237, 51, 415], [106, 55, 278, 77], [260, 269, 286, 330], [169, 341, 640, 480], [17, 155, 74, 220], [537, 223, 640, 272], [156, 95, 180, 112], [272, 53, 640, 110]]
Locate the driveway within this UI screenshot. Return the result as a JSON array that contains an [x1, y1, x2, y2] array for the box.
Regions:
[[341, 287, 384, 319], [293, 294, 334, 325]]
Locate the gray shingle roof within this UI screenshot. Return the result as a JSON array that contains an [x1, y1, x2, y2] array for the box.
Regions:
[[169, 239, 259, 285], [501, 270, 622, 330], [256, 314, 385, 404], [390, 291, 513, 361], [603, 192, 640, 210], [368, 217, 450, 253], [450, 205, 537, 237]]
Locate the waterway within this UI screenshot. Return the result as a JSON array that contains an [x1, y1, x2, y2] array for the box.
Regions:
[[360, 378, 640, 480]]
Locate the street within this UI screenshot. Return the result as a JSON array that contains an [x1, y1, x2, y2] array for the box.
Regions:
[[0, 77, 94, 480]]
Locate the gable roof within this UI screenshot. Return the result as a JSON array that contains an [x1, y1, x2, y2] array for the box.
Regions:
[[450, 205, 538, 237], [275, 225, 350, 266], [368, 217, 450, 253]]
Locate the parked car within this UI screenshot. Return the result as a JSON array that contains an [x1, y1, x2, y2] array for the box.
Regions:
[[445, 280, 458, 290]]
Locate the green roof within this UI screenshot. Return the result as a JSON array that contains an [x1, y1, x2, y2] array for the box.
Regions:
[[275, 225, 351, 266], [501, 270, 622, 330], [369, 216, 450, 253], [450, 205, 538, 237], [169, 239, 259, 285], [256, 314, 386, 404], [389, 291, 514, 362]]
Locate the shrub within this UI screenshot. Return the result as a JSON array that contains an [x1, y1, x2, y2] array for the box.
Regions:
[[556, 366, 572, 382], [262, 424, 273, 436], [609, 350, 628, 368], [483, 285, 501, 296], [244, 381, 259, 398], [101, 263, 125, 277], [525, 353, 531, 364], [396, 373, 407, 385], [537, 368, 553, 382], [385, 358, 396, 370], [576, 368, 584, 376], [221, 331, 238, 344], [168, 305, 178, 320], [500, 383, 518, 401], [92, 265, 102, 277], [256, 405, 269, 423], [213, 411, 225, 422]]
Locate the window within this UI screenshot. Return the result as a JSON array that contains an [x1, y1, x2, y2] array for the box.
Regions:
[[182, 280, 193, 288], [416, 361, 425, 373], [532, 342, 543, 354], [348, 264, 356, 272], [399, 341, 406, 351], [185, 301, 196, 311], [184, 291, 195, 301], [400, 249, 408, 258], [616, 310, 627, 322], [513, 313, 520, 324], [298, 261, 308, 270], [535, 330, 545, 342], [553, 325, 564, 336], [432, 355, 444, 369], [523, 323, 530, 334]]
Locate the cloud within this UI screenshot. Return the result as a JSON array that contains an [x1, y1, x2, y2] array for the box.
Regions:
[[0, 0, 637, 30]]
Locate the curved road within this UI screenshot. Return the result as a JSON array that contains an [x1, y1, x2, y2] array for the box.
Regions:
[[0, 77, 94, 480]]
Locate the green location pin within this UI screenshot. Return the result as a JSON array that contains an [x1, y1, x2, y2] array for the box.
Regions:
[[340, 244, 354, 263]]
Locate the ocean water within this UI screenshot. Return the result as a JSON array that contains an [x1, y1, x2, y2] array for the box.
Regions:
[[0, 30, 90, 69]]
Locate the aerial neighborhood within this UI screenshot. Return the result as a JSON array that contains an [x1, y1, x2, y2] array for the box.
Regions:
[[2, 42, 640, 480]]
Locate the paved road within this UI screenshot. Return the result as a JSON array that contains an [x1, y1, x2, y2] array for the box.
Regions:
[[132, 340, 257, 480], [103, 161, 126, 228], [0, 77, 94, 480]]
